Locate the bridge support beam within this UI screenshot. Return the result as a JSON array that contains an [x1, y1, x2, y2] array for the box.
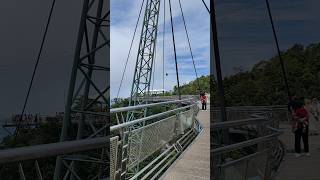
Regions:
[[53, 0, 109, 179]]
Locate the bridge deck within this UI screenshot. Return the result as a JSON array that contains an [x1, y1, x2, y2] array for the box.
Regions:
[[276, 123, 320, 180], [162, 103, 210, 180]]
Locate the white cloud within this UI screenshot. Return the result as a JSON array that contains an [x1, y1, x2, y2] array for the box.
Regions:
[[110, 0, 210, 98]]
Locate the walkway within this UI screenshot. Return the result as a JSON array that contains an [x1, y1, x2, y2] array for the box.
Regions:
[[276, 123, 320, 180], [162, 103, 210, 180]]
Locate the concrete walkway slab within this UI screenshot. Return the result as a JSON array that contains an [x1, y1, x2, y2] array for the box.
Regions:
[[162, 104, 210, 180], [276, 123, 320, 180]]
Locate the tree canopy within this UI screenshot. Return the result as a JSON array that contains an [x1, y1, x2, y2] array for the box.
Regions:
[[173, 43, 320, 106]]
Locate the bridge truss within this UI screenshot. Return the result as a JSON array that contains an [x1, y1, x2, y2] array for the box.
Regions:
[[0, 0, 110, 179], [53, 0, 109, 179]]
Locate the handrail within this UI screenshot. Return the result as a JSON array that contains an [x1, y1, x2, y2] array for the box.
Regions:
[[0, 137, 107, 164], [217, 149, 269, 168], [110, 98, 194, 113], [212, 132, 281, 154], [211, 117, 268, 129], [110, 104, 195, 131], [216, 105, 287, 109], [211, 105, 287, 111]]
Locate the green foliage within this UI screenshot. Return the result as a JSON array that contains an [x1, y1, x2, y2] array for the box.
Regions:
[[1, 122, 61, 148], [111, 98, 129, 108], [0, 122, 61, 179], [211, 43, 320, 106], [173, 75, 210, 95]]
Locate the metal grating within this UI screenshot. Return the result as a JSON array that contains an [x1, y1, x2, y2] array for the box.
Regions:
[[178, 109, 194, 134], [128, 115, 177, 167], [110, 136, 119, 179]]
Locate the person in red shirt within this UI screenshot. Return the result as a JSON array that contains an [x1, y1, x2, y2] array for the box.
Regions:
[[292, 100, 310, 157], [200, 92, 207, 110]]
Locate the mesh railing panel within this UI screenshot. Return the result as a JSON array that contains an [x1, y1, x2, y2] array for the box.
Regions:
[[221, 150, 268, 180], [110, 136, 119, 179], [178, 109, 194, 134], [129, 115, 177, 167]]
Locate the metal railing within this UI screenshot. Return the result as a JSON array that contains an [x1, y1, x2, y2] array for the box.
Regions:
[[0, 137, 107, 180], [212, 106, 287, 180], [136, 95, 199, 102], [110, 98, 202, 180], [0, 98, 201, 180], [212, 106, 289, 124]]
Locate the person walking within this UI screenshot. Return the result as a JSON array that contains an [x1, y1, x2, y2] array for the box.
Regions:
[[292, 100, 310, 157], [200, 92, 207, 110]]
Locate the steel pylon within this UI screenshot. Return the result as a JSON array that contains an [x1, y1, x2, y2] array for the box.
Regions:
[[125, 0, 161, 177], [53, 0, 109, 179]]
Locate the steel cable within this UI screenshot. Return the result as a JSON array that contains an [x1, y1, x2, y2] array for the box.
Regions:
[[265, 0, 291, 99], [116, 0, 146, 100], [168, 0, 181, 100], [14, 0, 57, 137], [178, 0, 201, 93], [201, 0, 210, 14]]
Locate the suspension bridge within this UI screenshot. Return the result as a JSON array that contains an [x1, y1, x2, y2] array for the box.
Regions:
[[109, 0, 210, 179], [0, 0, 319, 180], [0, 0, 210, 179]]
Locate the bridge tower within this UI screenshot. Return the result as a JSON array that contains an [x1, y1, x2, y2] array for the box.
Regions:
[[125, 0, 161, 176], [128, 0, 161, 118], [53, 0, 109, 179]]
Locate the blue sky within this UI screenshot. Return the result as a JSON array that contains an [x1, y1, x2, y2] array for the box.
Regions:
[[110, 0, 210, 98]]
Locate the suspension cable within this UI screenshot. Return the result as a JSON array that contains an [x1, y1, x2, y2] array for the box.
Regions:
[[162, 0, 166, 94], [116, 0, 145, 100], [151, 43, 157, 90], [265, 0, 291, 99], [201, 0, 210, 14], [14, 0, 57, 137], [168, 0, 181, 100], [178, 0, 201, 94]]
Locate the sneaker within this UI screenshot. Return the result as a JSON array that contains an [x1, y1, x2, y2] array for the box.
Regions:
[[295, 153, 301, 158]]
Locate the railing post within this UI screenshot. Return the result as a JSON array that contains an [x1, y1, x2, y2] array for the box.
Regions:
[[18, 163, 26, 180], [265, 148, 273, 180], [212, 153, 221, 180], [35, 160, 43, 180], [175, 112, 180, 136], [257, 122, 266, 151], [192, 106, 196, 131]]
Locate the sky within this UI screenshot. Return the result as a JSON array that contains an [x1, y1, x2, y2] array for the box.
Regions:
[[110, 0, 210, 99], [215, 0, 320, 76], [0, 0, 82, 118], [0, 0, 320, 117]]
